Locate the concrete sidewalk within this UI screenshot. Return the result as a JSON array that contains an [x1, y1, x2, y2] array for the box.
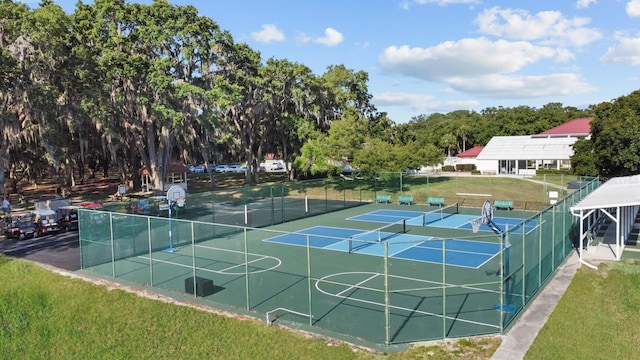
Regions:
[[490, 251, 581, 360]]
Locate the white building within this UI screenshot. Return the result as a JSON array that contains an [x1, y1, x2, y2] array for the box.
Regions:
[[474, 117, 592, 175], [455, 144, 484, 170]]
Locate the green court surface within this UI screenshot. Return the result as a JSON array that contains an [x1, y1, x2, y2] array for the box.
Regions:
[[79, 177, 600, 348]]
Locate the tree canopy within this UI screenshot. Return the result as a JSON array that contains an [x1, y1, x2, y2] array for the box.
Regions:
[[0, 0, 633, 194], [576, 90, 640, 177]]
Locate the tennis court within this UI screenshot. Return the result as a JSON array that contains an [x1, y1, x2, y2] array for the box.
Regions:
[[348, 204, 540, 235], [78, 176, 600, 348], [265, 225, 501, 268]]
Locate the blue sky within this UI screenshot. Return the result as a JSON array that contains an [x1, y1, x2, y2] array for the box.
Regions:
[[43, 0, 640, 123]]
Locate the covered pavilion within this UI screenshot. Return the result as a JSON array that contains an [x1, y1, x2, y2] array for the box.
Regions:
[[570, 175, 640, 264]]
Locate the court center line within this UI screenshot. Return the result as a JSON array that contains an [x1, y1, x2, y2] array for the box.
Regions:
[[219, 256, 271, 273], [336, 273, 379, 297]]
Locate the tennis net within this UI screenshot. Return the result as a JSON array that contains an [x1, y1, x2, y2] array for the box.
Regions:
[[348, 218, 407, 253], [422, 202, 459, 225]]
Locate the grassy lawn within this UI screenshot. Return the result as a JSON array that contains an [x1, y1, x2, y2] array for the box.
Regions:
[[525, 259, 640, 359], [9, 252, 640, 359], [0, 255, 500, 360], [188, 173, 568, 212]]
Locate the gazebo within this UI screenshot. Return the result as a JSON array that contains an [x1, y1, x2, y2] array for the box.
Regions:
[[140, 161, 189, 193]]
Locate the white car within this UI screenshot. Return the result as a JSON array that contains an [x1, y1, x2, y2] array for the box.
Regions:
[[269, 162, 283, 171], [228, 165, 243, 173], [189, 165, 205, 173], [214, 165, 229, 173]]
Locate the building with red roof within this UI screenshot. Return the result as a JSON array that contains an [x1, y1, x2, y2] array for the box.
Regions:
[[538, 117, 592, 137], [457, 145, 484, 158], [474, 118, 593, 175], [453, 145, 484, 170]]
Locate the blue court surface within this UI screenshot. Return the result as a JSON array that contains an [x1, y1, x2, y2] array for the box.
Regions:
[[264, 226, 501, 268], [347, 209, 539, 234]]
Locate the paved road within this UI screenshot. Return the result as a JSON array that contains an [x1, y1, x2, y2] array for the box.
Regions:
[[0, 231, 80, 271]]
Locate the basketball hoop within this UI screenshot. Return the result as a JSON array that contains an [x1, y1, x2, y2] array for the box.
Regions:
[[471, 218, 483, 233], [175, 198, 186, 208]]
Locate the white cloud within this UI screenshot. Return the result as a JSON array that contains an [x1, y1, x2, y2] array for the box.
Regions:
[[627, 0, 640, 17], [373, 92, 479, 112], [374, 92, 434, 106], [250, 24, 285, 44], [378, 37, 595, 100], [475, 7, 602, 47], [313, 28, 344, 46], [379, 38, 564, 82], [600, 36, 640, 65], [576, 0, 597, 9], [447, 73, 596, 98], [296, 32, 312, 44]]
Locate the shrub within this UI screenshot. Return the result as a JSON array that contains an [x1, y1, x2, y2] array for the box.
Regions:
[[456, 164, 476, 172], [536, 169, 572, 175]]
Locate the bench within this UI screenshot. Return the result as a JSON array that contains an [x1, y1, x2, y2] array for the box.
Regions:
[[398, 196, 414, 205], [427, 197, 445, 207], [494, 200, 513, 211], [375, 194, 391, 204]]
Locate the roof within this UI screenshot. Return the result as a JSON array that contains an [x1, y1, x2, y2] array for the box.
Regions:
[[538, 117, 593, 136], [475, 135, 578, 160], [457, 145, 484, 158], [570, 175, 640, 211]]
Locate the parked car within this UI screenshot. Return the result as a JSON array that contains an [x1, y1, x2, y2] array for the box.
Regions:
[[207, 164, 217, 172], [32, 209, 60, 236], [269, 162, 284, 171], [56, 205, 79, 231], [214, 164, 230, 173], [4, 217, 36, 240], [188, 165, 205, 173], [228, 165, 244, 173]]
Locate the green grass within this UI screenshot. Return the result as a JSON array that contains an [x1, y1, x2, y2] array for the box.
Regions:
[[525, 259, 640, 359], [0, 256, 501, 360], [12, 253, 640, 359], [255, 174, 566, 212]]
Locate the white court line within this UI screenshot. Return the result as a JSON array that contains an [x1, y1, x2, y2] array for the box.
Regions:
[[137, 244, 282, 274], [315, 271, 500, 330], [219, 256, 273, 273], [336, 273, 379, 297]]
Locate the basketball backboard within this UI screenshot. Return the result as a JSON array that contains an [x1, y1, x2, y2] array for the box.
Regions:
[[166, 185, 186, 203]]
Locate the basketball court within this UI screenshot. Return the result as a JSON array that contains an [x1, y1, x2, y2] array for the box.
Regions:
[[77, 176, 599, 348]]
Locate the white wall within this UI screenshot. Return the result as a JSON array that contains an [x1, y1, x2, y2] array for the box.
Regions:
[[475, 159, 498, 175]]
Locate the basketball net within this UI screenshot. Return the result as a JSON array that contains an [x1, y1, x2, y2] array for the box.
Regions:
[[175, 198, 185, 208], [471, 218, 483, 233]]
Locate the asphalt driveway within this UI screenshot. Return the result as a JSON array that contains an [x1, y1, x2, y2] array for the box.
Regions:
[[0, 230, 80, 271]]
